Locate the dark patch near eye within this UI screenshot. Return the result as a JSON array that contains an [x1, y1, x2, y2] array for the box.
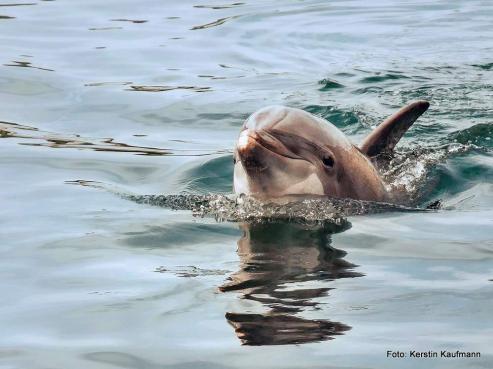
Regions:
[[233, 156, 237, 164], [322, 156, 334, 167]]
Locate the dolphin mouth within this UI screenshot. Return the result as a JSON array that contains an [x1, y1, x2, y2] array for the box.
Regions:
[[237, 129, 302, 164]]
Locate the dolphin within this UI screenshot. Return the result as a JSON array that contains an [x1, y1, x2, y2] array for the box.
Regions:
[[233, 101, 429, 202]]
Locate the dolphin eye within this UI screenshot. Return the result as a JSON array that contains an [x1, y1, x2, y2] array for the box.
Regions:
[[233, 156, 237, 164], [322, 156, 334, 168]]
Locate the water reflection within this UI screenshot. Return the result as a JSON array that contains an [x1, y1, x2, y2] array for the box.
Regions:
[[221, 221, 361, 346], [225, 312, 350, 346]]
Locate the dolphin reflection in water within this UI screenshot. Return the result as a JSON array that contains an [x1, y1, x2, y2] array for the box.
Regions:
[[221, 220, 363, 346]]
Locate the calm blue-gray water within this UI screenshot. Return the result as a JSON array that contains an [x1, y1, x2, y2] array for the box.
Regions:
[[1, 1, 492, 368]]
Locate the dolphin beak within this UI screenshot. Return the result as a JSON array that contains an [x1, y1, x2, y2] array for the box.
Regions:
[[237, 130, 257, 153], [236, 130, 267, 171], [236, 128, 302, 172]]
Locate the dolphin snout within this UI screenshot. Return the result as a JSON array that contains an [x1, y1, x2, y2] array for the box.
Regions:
[[237, 129, 258, 153], [236, 130, 265, 170]]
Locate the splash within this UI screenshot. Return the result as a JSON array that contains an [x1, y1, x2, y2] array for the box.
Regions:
[[380, 142, 482, 203], [68, 178, 425, 225], [127, 193, 348, 224]]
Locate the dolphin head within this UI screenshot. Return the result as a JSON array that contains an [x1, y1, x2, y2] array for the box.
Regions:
[[233, 106, 388, 201]]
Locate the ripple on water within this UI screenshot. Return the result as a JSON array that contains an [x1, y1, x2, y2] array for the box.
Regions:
[[110, 18, 148, 24], [448, 123, 493, 148], [193, 3, 245, 10], [317, 78, 345, 91], [471, 62, 493, 71], [359, 73, 411, 84], [0, 120, 229, 157], [304, 104, 362, 130], [128, 85, 211, 93], [179, 155, 233, 193], [0, 3, 36, 6], [3, 60, 54, 72], [190, 15, 239, 30]]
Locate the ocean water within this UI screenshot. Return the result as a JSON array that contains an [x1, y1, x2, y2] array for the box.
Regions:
[[1, 1, 492, 368]]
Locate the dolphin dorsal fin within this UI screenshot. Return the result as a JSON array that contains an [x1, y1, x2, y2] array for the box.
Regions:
[[360, 100, 430, 158]]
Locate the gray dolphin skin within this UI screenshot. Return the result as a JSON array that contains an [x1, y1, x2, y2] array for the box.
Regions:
[[233, 101, 430, 202]]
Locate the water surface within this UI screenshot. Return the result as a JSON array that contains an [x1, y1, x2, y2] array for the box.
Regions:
[[1, 1, 492, 368]]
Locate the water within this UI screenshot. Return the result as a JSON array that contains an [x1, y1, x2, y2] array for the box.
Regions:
[[1, 0, 492, 368]]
